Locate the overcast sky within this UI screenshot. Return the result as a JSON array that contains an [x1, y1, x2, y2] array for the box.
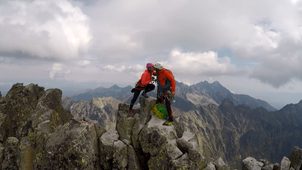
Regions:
[[1, 0, 302, 108]]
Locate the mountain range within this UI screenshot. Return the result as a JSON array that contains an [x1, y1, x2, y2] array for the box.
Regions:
[[67, 81, 302, 168], [72, 80, 276, 112], [0, 83, 302, 169]]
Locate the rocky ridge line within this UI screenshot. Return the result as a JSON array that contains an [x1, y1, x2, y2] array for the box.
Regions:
[[242, 146, 302, 170], [0, 83, 228, 170]]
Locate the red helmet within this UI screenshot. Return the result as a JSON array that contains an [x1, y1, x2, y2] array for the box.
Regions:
[[146, 63, 154, 69]]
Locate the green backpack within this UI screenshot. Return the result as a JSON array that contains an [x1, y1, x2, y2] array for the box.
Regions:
[[151, 103, 168, 120]]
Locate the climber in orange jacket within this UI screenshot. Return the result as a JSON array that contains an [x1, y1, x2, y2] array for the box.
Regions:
[[129, 63, 155, 113], [153, 63, 176, 126]]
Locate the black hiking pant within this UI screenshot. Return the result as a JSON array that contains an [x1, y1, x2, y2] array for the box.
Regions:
[[129, 84, 155, 110]]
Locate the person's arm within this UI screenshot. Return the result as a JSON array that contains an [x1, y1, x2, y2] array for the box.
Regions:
[[165, 71, 176, 95], [140, 71, 151, 87]]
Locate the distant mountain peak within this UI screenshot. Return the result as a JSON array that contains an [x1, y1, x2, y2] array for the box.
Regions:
[[212, 80, 223, 86], [110, 84, 120, 89]]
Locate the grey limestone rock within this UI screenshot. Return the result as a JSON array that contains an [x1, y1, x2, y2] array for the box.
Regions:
[[242, 157, 264, 170], [289, 146, 302, 170], [280, 157, 291, 170], [2, 137, 19, 170]]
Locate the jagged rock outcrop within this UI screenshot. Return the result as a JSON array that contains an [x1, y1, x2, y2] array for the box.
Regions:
[[2, 137, 19, 170], [99, 97, 209, 170], [243, 146, 302, 170], [242, 157, 264, 170], [66, 84, 302, 169], [0, 83, 96, 169], [63, 97, 119, 130], [289, 146, 302, 170], [0, 83, 219, 169]]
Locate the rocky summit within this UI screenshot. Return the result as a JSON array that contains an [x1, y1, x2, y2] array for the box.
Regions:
[[0, 83, 227, 170], [1, 83, 302, 170]]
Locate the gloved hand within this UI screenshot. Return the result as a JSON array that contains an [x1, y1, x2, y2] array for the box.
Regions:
[[131, 88, 136, 93], [166, 90, 174, 100]]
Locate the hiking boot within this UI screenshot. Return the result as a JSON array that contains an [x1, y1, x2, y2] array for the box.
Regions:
[[142, 92, 149, 98], [163, 120, 174, 126]]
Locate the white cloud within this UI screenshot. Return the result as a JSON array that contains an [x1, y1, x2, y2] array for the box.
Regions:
[[77, 0, 302, 88], [0, 0, 91, 60], [291, 0, 300, 4], [49, 63, 71, 79], [78, 60, 91, 67], [102, 64, 144, 73], [166, 49, 236, 78], [232, 25, 281, 58], [2, 0, 302, 106]]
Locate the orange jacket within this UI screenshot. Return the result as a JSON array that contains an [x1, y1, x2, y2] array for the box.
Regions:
[[136, 70, 153, 87], [157, 68, 176, 94]]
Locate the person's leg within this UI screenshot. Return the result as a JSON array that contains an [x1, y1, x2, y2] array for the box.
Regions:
[[129, 89, 141, 110], [165, 97, 173, 121], [144, 84, 155, 93], [142, 84, 155, 97]]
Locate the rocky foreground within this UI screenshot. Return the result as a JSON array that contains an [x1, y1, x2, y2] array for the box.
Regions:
[[242, 146, 302, 170], [0, 83, 302, 170], [0, 83, 229, 169]]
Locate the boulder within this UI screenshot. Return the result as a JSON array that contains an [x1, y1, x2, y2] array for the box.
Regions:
[[139, 126, 169, 156], [177, 138, 194, 153], [2, 137, 19, 170], [273, 163, 280, 170], [137, 103, 206, 169], [131, 97, 154, 150], [99, 130, 119, 169], [262, 164, 274, 170], [1, 83, 44, 139], [214, 157, 230, 170], [35, 89, 72, 130], [112, 140, 128, 169], [116, 103, 136, 142], [0, 112, 5, 142], [280, 157, 291, 170], [242, 157, 264, 170], [99, 129, 140, 170], [112, 140, 140, 170], [289, 146, 302, 170], [204, 162, 216, 170], [35, 120, 99, 170], [260, 159, 274, 170], [0, 142, 4, 165], [176, 138, 204, 164]]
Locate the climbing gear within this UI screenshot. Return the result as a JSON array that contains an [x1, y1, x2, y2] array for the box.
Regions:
[[151, 103, 168, 120], [156, 68, 175, 97]]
